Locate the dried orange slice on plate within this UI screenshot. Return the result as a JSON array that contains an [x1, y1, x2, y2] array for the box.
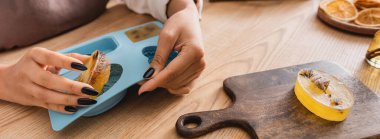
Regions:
[[320, 0, 358, 21], [355, 8, 380, 27], [355, 0, 380, 9]]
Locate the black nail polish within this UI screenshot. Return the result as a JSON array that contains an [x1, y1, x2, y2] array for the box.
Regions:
[[143, 67, 155, 79], [64, 106, 77, 112], [77, 98, 97, 105], [81, 87, 99, 96], [71, 62, 87, 71]]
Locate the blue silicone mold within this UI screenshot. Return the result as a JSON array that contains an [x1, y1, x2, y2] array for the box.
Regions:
[[48, 21, 177, 131]]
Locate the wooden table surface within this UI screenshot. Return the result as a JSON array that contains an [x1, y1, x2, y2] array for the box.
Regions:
[[0, 1, 379, 138]]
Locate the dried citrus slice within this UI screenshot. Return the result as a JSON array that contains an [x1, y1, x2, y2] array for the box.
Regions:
[[355, 8, 380, 27], [355, 0, 380, 9], [77, 50, 111, 98], [320, 0, 358, 21], [294, 69, 354, 121]]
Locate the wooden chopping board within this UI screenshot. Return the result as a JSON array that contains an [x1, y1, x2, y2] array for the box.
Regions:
[[176, 61, 380, 138]]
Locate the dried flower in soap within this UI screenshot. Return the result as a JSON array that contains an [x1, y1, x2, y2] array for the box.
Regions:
[[299, 69, 314, 78], [300, 69, 330, 91], [311, 75, 330, 91]]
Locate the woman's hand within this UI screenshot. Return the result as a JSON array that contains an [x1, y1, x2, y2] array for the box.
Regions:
[[0, 47, 99, 114], [139, 0, 205, 95]]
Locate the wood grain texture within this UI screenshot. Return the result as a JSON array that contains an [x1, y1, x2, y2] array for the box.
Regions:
[[176, 61, 380, 138], [0, 0, 379, 138]]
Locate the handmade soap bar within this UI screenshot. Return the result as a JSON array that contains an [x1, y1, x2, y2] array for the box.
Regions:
[[294, 69, 354, 121], [77, 50, 111, 97], [125, 23, 161, 42]]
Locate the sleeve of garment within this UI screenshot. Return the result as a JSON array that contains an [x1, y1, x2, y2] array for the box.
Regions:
[[195, 0, 203, 20], [124, 0, 203, 22]]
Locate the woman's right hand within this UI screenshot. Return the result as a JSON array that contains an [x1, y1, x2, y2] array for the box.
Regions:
[[0, 47, 99, 114]]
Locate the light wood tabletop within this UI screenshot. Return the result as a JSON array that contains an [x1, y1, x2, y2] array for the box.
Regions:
[[0, 0, 379, 138]]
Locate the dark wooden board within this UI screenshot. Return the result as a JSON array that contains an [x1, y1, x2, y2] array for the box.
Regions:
[[317, 8, 379, 36], [176, 61, 380, 138]]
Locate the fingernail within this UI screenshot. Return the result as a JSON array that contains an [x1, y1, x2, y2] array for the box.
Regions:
[[77, 98, 97, 105], [81, 87, 99, 96], [71, 62, 87, 71], [143, 67, 155, 79], [64, 106, 78, 112]]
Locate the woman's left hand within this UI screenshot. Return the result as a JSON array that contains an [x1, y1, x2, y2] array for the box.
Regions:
[[138, 0, 205, 95]]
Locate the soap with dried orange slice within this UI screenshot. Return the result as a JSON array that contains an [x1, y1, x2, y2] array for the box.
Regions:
[[294, 69, 354, 121], [77, 50, 111, 98], [355, 8, 380, 27], [320, 0, 358, 21]]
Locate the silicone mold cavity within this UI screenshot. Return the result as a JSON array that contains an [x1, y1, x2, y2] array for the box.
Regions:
[[142, 46, 178, 64]]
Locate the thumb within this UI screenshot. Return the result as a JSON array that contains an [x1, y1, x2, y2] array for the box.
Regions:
[[139, 31, 177, 94]]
